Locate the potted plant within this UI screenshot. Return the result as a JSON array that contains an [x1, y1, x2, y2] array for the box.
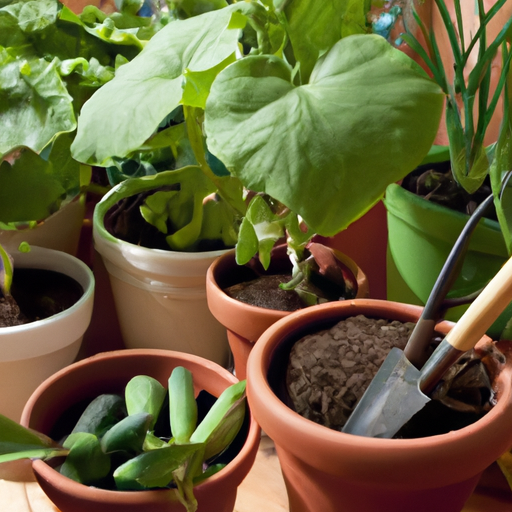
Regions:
[[245, 298, 512, 512], [70, 0, 444, 368], [0, 348, 260, 512], [92, 170, 237, 366], [0, 0, 169, 254], [384, 0, 512, 337], [0, 242, 94, 421]]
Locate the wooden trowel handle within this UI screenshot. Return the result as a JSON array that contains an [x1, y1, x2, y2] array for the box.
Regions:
[[419, 255, 512, 395], [446, 255, 512, 352]]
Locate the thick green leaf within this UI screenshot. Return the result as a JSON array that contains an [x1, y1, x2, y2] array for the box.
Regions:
[[1, 0, 58, 34], [100, 412, 153, 454], [60, 432, 111, 484], [71, 2, 252, 165], [71, 393, 125, 438], [283, 0, 365, 83], [0, 52, 75, 156], [0, 244, 13, 296], [113, 442, 204, 489], [0, 149, 63, 223], [205, 34, 444, 236], [235, 195, 286, 268], [125, 375, 166, 429], [190, 379, 246, 460], [0, 413, 65, 462], [169, 367, 197, 444]]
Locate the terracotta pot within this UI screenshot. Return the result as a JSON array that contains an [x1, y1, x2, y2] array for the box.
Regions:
[[20, 349, 261, 512], [206, 245, 369, 380], [246, 299, 512, 512]]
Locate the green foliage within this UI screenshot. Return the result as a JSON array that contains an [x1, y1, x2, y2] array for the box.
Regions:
[[0, 367, 247, 512], [0, 0, 168, 227], [401, 0, 512, 251], [73, 0, 443, 262]]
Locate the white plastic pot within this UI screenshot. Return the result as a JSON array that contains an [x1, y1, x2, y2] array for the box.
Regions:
[[93, 181, 231, 368], [0, 246, 94, 421], [0, 194, 86, 256]]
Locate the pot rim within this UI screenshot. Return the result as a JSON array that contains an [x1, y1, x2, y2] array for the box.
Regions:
[[0, 246, 94, 361], [246, 299, 512, 488], [92, 173, 229, 260]]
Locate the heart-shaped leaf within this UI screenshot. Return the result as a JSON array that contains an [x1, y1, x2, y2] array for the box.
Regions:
[[205, 34, 444, 236]]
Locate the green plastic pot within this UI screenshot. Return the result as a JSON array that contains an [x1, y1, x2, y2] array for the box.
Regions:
[[385, 183, 512, 338]]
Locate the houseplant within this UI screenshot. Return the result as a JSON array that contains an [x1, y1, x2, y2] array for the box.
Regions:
[[385, 0, 512, 336], [8, 348, 260, 512], [92, 171, 235, 367], [0, 242, 94, 421], [71, 0, 443, 365], [0, 0, 168, 254], [246, 298, 512, 512], [206, 243, 370, 379]]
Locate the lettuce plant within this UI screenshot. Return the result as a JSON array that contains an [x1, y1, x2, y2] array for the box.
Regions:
[[0, 0, 169, 228], [71, 0, 443, 278], [0, 366, 247, 512]]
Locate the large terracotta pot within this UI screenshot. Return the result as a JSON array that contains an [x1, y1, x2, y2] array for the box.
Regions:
[[206, 245, 369, 380], [20, 349, 261, 512], [246, 299, 512, 512]]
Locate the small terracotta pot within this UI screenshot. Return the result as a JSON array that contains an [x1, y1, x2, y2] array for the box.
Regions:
[[246, 299, 512, 512], [206, 245, 369, 380], [20, 349, 261, 512]]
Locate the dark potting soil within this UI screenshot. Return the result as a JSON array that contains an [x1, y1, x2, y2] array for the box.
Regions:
[[0, 269, 83, 327], [401, 160, 496, 220], [287, 315, 498, 439], [224, 274, 304, 312]]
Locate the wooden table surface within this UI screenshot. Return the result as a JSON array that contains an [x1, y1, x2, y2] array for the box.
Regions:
[[1, 434, 511, 512]]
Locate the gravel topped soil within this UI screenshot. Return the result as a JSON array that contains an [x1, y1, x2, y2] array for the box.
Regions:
[[286, 315, 419, 430]]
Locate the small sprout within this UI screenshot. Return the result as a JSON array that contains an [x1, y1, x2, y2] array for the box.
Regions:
[[0, 244, 14, 297]]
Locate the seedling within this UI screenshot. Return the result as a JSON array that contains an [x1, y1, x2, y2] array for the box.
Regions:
[[0, 244, 13, 298], [0, 367, 247, 512]]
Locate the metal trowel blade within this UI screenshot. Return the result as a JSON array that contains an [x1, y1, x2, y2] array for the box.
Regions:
[[341, 347, 430, 438]]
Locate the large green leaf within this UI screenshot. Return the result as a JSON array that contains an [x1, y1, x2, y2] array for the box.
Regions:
[[0, 413, 68, 463], [0, 50, 75, 156], [282, 0, 368, 82], [71, 2, 253, 166], [60, 432, 111, 484], [0, 134, 82, 224], [205, 34, 444, 236]]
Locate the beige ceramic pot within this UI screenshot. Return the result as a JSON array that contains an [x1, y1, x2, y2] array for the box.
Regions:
[[246, 299, 512, 512], [20, 348, 260, 512], [0, 194, 86, 256], [0, 246, 94, 421], [206, 244, 369, 380], [93, 178, 231, 368]]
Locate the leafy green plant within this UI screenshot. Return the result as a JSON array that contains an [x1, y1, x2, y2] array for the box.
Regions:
[[0, 366, 247, 512], [0, 0, 170, 228], [400, 0, 512, 249], [71, 0, 443, 298]]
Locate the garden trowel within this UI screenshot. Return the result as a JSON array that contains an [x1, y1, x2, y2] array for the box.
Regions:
[[342, 250, 512, 439]]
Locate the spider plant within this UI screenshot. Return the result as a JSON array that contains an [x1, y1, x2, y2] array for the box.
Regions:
[[400, 0, 512, 249]]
